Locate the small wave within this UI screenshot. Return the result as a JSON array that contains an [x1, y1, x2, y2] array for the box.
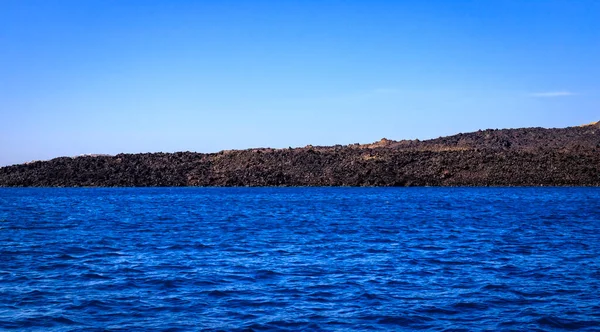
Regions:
[[36, 262, 72, 271], [233, 299, 287, 308], [385, 280, 411, 286], [20, 290, 53, 301], [254, 269, 282, 280], [82, 273, 111, 280], [417, 306, 460, 315], [536, 316, 599, 330], [206, 290, 230, 297], [511, 289, 554, 298], [56, 253, 76, 260], [193, 242, 212, 249], [308, 291, 335, 298], [161, 279, 180, 289], [192, 279, 220, 287], [223, 247, 251, 253], [481, 283, 511, 291], [51, 316, 79, 325], [411, 245, 446, 251], [377, 316, 417, 326], [13, 315, 80, 328], [119, 267, 143, 273], [451, 301, 489, 310], [67, 299, 110, 310], [365, 248, 389, 254], [64, 246, 89, 254], [358, 292, 384, 301], [166, 244, 186, 250], [426, 258, 473, 266], [263, 320, 318, 330]]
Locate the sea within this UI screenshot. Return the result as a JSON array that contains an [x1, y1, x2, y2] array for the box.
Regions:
[[0, 188, 599, 331]]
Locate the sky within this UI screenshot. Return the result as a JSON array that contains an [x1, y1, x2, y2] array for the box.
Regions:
[[1, 0, 599, 166]]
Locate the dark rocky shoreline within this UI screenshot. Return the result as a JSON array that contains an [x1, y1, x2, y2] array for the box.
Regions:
[[2, 122, 599, 187]]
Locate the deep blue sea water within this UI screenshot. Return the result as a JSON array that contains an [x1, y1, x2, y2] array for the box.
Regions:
[[1, 188, 599, 331]]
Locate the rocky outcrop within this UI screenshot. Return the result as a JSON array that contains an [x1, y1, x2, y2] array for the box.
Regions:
[[1, 123, 599, 187]]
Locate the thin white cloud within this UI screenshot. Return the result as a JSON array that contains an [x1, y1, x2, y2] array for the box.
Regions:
[[529, 91, 576, 98]]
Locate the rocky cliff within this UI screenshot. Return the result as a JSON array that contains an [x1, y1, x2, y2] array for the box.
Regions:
[[1, 122, 599, 187]]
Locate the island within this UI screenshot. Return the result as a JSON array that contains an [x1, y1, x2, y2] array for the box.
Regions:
[[1, 122, 599, 187]]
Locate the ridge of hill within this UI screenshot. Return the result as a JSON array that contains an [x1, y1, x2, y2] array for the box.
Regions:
[[1, 122, 599, 187]]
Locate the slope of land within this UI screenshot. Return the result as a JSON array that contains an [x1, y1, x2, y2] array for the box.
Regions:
[[1, 122, 599, 187]]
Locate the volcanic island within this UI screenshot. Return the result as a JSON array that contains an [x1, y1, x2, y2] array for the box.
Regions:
[[1, 121, 599, 187]]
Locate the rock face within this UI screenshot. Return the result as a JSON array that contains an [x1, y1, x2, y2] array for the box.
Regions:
[[1, 123, 600, 187]]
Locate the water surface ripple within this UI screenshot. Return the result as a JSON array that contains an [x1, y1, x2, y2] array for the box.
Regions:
[[1, 188, 599, 331]]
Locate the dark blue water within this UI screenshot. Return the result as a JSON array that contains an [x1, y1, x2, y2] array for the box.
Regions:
[[1, 188, 599, 331]]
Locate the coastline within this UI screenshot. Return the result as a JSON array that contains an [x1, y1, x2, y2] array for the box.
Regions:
[[2, 123, 599, 187]]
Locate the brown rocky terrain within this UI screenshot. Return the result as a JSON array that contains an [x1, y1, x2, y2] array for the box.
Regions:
[[1, 122, 599, 187]]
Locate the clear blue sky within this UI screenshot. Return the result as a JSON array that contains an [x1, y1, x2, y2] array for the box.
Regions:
[[1, 0, 599, 166]]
